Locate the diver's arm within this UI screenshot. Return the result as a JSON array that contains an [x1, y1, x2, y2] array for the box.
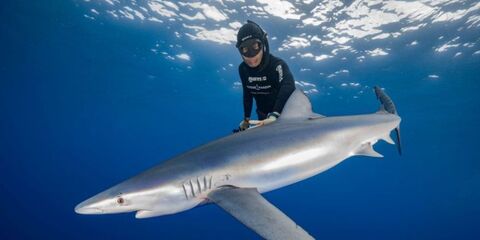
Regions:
[[243, 89, 253, 119], [240, 66, 253, 119], [272, 62, 295, 114]]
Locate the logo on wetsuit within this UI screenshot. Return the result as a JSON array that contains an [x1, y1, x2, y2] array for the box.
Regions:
[[276, 65, 283, 82], [246, 76, 271, 93], [247, 84, 272, 91], [248, 76, 267, 83]]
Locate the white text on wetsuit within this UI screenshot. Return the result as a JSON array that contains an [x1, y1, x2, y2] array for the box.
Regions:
[[248, 76, 267, 83]]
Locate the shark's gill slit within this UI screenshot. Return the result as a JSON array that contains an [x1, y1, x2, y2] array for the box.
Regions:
[[196, 177, 202, 193], [203, 176, 207, 191], [182, 183, 189, 200], [189, 180, 196, 197]]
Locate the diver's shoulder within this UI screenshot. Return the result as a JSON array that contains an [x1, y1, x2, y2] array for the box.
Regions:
[[268, 54, 288, 66], [238, 62, 248, 72]]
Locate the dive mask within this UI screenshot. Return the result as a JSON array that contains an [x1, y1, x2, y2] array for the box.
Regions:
[[238, 39, 262, 58]]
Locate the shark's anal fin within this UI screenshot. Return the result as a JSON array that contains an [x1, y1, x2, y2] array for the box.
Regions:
[[355, 142, 383, 158], [208, 187, 314, 240]]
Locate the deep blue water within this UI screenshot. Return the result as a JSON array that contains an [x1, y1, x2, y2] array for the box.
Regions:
[[1, 1, 480, 239]]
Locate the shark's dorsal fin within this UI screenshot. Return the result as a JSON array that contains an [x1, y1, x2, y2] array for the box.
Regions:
[[279, 89, 323, 120]]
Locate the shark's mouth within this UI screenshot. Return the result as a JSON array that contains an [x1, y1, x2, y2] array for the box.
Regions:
[[135, 210, 157, 219], [75, 207, 104, 214]]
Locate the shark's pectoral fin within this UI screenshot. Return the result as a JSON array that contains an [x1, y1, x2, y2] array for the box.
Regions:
[[355, 142, 383, 158], [208, 187, 314, 240]]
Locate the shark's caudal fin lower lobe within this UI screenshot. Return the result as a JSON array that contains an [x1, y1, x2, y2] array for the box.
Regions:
[[374, 86, 402, 155]]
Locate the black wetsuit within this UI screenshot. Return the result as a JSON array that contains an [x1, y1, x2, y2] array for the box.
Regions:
[[239, 54, 295, 120]]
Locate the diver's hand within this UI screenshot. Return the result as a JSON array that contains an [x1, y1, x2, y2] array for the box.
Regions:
[[249, 112, 280, 127], [239, 118, 250, 131], [264, 112, 280, 125]]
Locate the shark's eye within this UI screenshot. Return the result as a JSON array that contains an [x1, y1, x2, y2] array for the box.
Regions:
[[117, 197, 125, 205]]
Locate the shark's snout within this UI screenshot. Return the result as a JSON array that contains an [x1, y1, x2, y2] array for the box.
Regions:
[[75, 197, 105, 214], [75, 205, 103, 214]]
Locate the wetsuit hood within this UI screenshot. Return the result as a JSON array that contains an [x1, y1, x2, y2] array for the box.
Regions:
[[236, 20, 271, 72]]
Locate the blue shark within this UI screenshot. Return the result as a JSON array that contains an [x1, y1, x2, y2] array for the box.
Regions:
[[75, 87, 401, 239]]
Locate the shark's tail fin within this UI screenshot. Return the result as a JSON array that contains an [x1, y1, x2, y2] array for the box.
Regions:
[[374, 86, 402, 155]]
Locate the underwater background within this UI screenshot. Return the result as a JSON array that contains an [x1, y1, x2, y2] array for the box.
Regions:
[[1, 0, 479, 239]]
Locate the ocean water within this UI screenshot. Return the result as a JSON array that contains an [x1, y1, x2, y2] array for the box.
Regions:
[[1, 0, 479, 239]]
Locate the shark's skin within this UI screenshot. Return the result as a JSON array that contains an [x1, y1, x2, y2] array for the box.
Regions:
[[75, 89, 401, 223]]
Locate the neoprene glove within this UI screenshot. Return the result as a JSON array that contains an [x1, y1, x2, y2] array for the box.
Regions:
[[263, 112, 280, 125], [239, 119, 250, 131]]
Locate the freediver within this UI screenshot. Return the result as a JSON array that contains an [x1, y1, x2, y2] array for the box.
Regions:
[[236, 20, 296, 131]]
